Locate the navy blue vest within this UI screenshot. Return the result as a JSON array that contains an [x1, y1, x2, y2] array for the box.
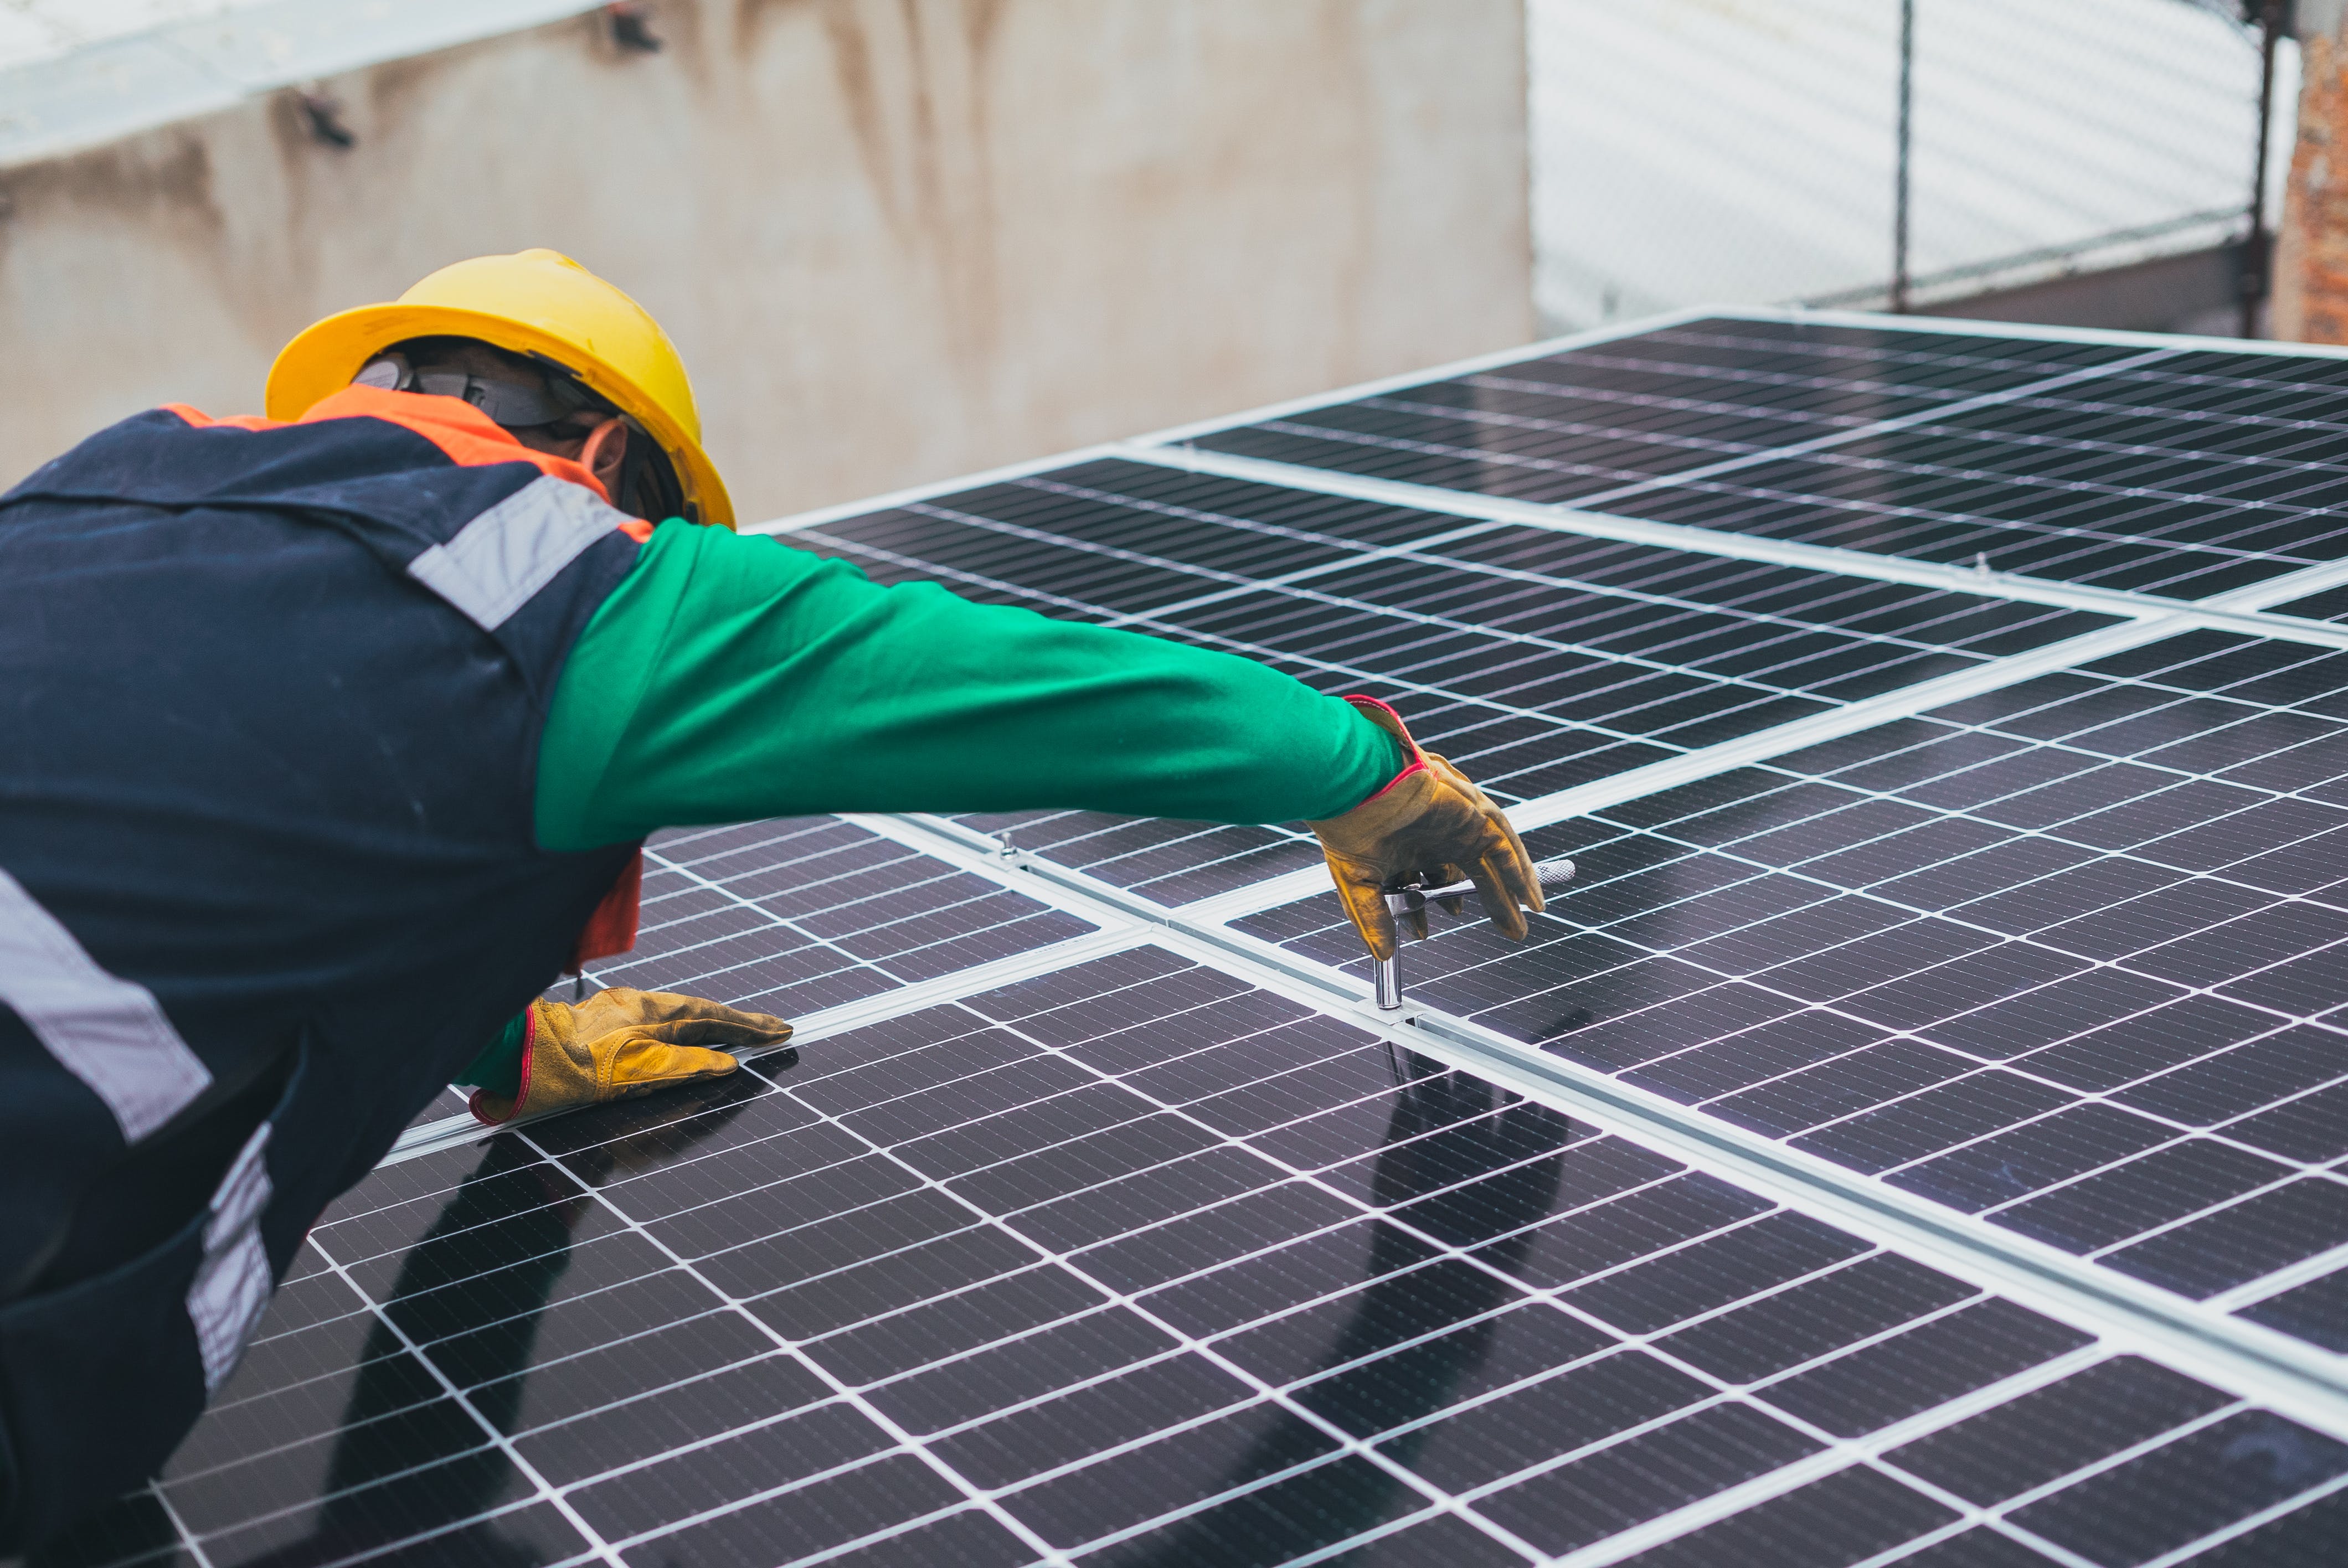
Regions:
[[0, 395, 644, 1548]]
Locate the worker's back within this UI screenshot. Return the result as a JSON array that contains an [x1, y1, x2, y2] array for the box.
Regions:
[[0, 394, 645, 1546]]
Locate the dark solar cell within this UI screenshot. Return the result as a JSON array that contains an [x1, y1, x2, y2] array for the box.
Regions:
[[1599, 417, 2348, 601], [594, 817, 1098, 1012], [1187, 319, 2348, 602], [1235, 632, 2348, 1341], [1186, 318, 2142, 506], [2269, 580, 2348, 623], [2007, 1409, 2348, 1566], [2239, 1266, 2348, 1352], [65, 944, 2284, 1568]]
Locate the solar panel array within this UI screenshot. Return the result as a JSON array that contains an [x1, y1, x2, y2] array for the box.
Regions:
[[47, 311, 2348, 1568]]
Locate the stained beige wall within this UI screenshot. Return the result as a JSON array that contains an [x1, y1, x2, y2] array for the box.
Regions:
[[0, 0, 1531, 521]]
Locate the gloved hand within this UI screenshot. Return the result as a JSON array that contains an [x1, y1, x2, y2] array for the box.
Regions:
[[1306, 697, 1542, 963], [469, 989, 792, 1126]]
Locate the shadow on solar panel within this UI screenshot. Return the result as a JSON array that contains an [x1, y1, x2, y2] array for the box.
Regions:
[[44, 943, 2348, 1568]]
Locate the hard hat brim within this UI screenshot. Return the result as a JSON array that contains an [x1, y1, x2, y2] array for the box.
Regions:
[[265, 301, 736, 530]]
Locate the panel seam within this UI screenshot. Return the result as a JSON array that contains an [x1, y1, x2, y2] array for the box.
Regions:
[[873, 812, 2348, 1438]]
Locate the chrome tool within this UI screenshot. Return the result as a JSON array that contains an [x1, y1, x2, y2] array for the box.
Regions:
[[1372, 857, 1578, 1013]]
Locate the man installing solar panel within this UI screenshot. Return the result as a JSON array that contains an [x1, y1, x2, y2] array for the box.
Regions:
[[0, 249, 1543, 1549]]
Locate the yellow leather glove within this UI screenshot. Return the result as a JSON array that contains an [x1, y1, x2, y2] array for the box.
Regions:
[[1306, 697, 1542, 963], [468, 989, 792, 1126]]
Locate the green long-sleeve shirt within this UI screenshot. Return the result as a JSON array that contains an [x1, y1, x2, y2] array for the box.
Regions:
[[459, 519, 1402, 1097], [534, 519, 1403, 848]]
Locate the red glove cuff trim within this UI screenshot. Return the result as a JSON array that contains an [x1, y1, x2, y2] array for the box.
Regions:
[[1361, 757, 1428, 804], [1341, 694, 1426, 803]]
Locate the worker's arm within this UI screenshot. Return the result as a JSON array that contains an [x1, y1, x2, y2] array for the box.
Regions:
[[466, 525, 1532, 1111], [533, 521, 1407, 848]]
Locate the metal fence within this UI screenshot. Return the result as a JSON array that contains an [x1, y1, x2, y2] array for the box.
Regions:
[[1530, 0, 2297, 336]]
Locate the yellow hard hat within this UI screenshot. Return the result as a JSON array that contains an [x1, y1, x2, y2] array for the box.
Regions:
[[265, 249, 734, 530]]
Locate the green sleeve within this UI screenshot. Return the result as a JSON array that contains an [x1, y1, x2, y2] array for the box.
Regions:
[[454, 1011, 528, 1096], [533, 521, 1405, 851]]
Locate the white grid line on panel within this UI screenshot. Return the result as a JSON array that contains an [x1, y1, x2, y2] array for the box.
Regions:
[[743, 304, 2171, 543], [1978, 378, 2348, 445], [501, 1134, 1088, 1568], [810, 504, 1981, 767], [1132, 314, 2182, 459], [148, 1486, 216, 1568], [285, 1236, 633, 1568], [1113, 441, 2348, 652], [382, 926, 1144, 1166], [770, 993, 2051, 1564], [1183, 612, 2185, 926], [261, 912, 2330, 1565], [1538, 755, 2341, 1027], [1506, 708, 2348, 1109], [2209, 1237, 2348, 1314], [871, 814, 2348, 1440], [1359, 984, 2348, 1431], [982, 471, 2098, 677], [1233, 382, 2348, 580], [550, 1007, 1525, 1562], [1193, 554, 2348, 927], [1390, 958, 2344, 1273], [1215, 745, 2348, 1266], [1342, 389, 2348, 601], [743, 306, 1758, 542], [1715, 305, 2348, 363], [1178, 343, 2181, 524], [2138, 1468, 2348, 1568], [1528, 1354, 2248, 1568], [1603, 467, 2336, 605], [355, 939, 2107, 1568], [1433, 373, 1877, 445]]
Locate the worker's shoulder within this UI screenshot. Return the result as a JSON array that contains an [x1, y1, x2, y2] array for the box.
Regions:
[[156, 404, 279, 432]]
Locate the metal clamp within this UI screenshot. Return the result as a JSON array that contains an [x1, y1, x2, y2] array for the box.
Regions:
[[1373, 858, 1578, 1014]]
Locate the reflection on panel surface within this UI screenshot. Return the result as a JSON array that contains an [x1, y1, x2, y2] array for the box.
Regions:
[[1189, 319, 2139, 505], [45, 946, 2340, 1568], [1188, 317, 2348, 601], [795, 456, 2112, 901], [1240, 631, 2348, 1349]]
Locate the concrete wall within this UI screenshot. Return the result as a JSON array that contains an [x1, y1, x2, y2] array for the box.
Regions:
[[0, 0, 1532, 522]]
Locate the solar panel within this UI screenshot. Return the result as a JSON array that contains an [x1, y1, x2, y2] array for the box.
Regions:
[[45, 944, 2348, 1568], [45, 308, 2348, 1567], [1234, 627, 2348, 1345], [1184, 320, 2153, 508], [1180, 318, 2348, 603]]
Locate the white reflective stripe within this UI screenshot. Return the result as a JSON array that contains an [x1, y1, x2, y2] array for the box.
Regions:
[[187, 1120, 274, 1391], [406, 473, 626, 631], [0, 865, 211, 1142]]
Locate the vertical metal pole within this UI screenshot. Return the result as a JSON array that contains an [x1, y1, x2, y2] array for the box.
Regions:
[[1374, 953, 1402, 1011], [1892, 0, 1915, 312], [2243, 0, 2288, 339]]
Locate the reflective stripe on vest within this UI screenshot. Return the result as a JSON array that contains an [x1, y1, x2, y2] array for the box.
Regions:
[[0, 865, 212, 1142], [408, 473, 634, 631], [186, 1119, 273, 1391]]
